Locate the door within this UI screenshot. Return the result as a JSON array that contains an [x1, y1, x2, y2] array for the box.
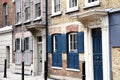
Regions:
[[92, 28, 103, 80], [38, 36, 42, 75], [52, 34, 62, 67], [6, 46, 10, 68]]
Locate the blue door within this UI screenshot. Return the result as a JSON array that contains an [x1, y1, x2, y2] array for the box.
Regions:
[[52, 34, 62, 67], [92, 28, 103, 80]]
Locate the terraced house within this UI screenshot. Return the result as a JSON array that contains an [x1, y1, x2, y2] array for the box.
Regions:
[[0, 0, 13, 70], [48, 0, 120, 80], [12, 0, 47, 77]]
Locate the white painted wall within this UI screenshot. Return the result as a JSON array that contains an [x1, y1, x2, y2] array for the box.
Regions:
[[0, 32, 12, 71]]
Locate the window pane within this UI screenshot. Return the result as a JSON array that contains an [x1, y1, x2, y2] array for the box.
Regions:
[[35, 3, 41, 18], [69, 0, 77, 8], [25, 37, 29, 50], [54, 0, 60, 12], [16, 39, 20, 50]]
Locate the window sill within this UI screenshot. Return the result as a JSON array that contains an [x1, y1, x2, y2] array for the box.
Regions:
[[84, 1, 100, 9], [66, 7, 79, 13], [33, 16, 42, 22], [24, 63, 31, 66], [15, 22, 22, 26], [51, 11, 62, 17], [66, 68, 80, 72], [24, 20, 31, 24], [51, 66, 62, 70], [15, 63, 21, 65]]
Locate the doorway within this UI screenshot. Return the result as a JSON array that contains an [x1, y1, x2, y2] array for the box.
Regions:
[[37, 36, 42, 75], [92, 28, 103, 80]]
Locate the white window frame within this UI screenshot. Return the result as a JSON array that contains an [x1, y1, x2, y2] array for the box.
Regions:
[[69, 33, 77, 52], [66, 0, 79, 13], [53, 35, 57, 52], [51, 0, 61, 16], [84, 0, 100, 8]]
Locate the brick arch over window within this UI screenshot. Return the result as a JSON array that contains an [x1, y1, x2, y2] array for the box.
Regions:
[[66, 24, 78, 33], [2, 0, 7, 4]]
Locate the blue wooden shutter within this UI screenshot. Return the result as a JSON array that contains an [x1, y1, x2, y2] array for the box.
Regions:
[[57, 34, 62, 67], [48, 35, 52, 53], [78, 32, 84, 53], [61, 34, 67, 53]]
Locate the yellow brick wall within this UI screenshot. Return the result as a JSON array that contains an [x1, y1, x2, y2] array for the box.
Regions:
[[50, 0, 120, 26], [112, 47, 120, 80]]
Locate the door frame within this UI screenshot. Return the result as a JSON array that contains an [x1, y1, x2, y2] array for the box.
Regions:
[[84, 16, 110, 80]]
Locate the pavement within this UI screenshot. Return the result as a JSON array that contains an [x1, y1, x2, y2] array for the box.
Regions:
[[0, 71, 54, 80]]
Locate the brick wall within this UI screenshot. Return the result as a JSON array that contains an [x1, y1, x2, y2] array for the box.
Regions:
[[48, 53, 84, 79], [112, 47, 120, 80], [0, 1, 2, 28]]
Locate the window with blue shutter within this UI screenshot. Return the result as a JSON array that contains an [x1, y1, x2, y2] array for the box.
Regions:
[[67, 32, 79, 69]]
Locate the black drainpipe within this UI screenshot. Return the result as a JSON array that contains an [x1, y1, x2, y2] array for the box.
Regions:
[[45, 0, 48, 79]]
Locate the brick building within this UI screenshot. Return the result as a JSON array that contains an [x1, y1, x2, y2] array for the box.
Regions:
[[12, 0, 47, 76], [47, 0, 120, 80], [0, 0, 13, 70]]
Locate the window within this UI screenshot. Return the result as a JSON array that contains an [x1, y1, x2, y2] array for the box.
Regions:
[[84, 0, 100, 8], [3, 3, 8, 27], [16, 12, 21, 23], [53, 35, 57, 52], [25, 7, 30, 20], [69, 0, 77, 8], [24, 37, 29, 50], [35, 2, 41, 18], [15, 0, 21, 23], [66, 0, 78, 12], [54, 0, 60, 12], [69, 33, 77, 52], [52, 0, 61, 16], [16, 38, 20, 50], [25, 0, 30, 20]]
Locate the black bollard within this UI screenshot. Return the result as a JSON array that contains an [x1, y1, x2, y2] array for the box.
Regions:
[[82, 61, 85, 80], [22, 61, 24, 80], [4, 59, 7, 78]]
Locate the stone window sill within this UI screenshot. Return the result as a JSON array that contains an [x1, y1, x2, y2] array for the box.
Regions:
[[66, 68, 80, 72], [51, 66, 62, 70]]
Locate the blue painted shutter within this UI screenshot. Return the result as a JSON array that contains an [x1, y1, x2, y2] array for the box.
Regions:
[[57, 34, 62, 67], [48, 35, 52, 53], [61, 34, 67, 53], [78, 32, 84, 53], [74, 54, 79, 69]]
